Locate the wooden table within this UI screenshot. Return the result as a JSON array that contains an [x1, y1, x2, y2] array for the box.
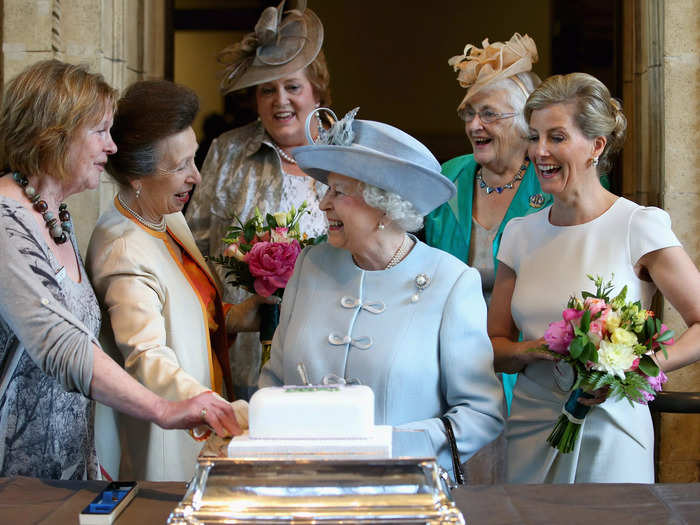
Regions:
[[1, 476, 698, 524]]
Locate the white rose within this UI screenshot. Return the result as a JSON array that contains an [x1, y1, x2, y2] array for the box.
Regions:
[[593, 340, 637, 379]]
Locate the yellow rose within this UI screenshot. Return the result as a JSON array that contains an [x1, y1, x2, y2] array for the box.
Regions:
[[273, 212, 288, 227], [611, 327, 637, 347], [605, 311, 621, 332]]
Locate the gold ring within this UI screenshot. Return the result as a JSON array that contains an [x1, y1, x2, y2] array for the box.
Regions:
[[200, 408, 207, 419]]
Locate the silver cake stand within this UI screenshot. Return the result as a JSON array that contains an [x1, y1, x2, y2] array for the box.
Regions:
[[167, 431, 465, 524]]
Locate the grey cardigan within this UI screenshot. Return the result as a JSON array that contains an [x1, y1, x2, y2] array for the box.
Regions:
[[0, 199, 96, 397]]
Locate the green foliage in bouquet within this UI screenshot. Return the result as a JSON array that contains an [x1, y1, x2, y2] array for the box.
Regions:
[[533, 275, 674, 453]]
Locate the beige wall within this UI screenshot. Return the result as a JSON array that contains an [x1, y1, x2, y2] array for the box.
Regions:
[[174, 30, 245, 140], [1, 0, 167, 253], [658, 0, 700, 483]]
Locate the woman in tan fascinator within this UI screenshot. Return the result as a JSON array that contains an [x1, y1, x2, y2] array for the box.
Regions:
[[424, 33, 548, 483], [186, 0, 332, 401]]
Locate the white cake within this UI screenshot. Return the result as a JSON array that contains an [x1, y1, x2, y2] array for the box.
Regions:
[[249, 384, 374, 439], [227, 384, 392, 459]]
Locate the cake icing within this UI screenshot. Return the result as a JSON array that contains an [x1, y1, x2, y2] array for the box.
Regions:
[[248, 385, 375, 439]]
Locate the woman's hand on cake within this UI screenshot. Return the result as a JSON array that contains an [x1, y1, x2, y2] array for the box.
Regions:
[[157, 391, 243, 437]]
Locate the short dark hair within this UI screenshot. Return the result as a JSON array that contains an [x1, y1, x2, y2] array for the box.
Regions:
[[107, 80, 199, 185]]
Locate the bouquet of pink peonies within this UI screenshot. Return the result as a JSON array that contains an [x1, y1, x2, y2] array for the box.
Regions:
[[210, 202, 325, 368], [533, 275, 674, 453]]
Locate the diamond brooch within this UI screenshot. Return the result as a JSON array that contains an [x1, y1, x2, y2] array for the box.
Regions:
[[411, 273, 431, 303]]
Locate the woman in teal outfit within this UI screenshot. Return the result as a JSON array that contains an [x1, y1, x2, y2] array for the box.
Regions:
[[425, 33, 549, 407], [424, 33, 548, 483]]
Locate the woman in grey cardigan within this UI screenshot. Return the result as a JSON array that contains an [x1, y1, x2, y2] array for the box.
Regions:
[[0, 60, 240, 479]]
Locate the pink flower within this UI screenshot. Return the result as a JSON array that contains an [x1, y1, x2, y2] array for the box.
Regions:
[[640, 389, 655, 404], [270, 227, 292, 243], [584, 297, 608, 316], [245, 240, 301, 296], [223, 242, 246, 261], [639, 369, 668, 404], [588, 319, 604, 337], [562, 308, 584, 323], [647, 369, 668, 391], [599, 306, 612, 322], [652, 323, 675, 349], [544, 320, 574, 354]]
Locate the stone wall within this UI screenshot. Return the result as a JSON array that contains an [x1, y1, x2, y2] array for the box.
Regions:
[[622, 0, 700, 483], [658, 0, 700, 483], [1, 0, 166, 253]]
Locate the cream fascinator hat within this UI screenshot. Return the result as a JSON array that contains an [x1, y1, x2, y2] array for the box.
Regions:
[[218, 0, 323, 93], [449, 32, 538, 116], [293, 108, 456, 215]]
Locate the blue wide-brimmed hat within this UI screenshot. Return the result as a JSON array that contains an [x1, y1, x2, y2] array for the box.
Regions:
[[292, 108, 456, 215]]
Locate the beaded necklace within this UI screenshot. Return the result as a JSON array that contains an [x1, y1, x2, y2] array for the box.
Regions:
[[12, 172, 72, 244], [475, 158, 530, 195]]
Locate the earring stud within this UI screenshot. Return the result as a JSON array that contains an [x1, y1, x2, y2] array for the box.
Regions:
[[377, 222, 385, 231]]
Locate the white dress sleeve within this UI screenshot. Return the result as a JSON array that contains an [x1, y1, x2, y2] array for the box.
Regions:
[[496, 216, 525, 271], [628, 206, 681, 266]]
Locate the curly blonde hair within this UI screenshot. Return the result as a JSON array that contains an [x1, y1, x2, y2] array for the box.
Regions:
[[0, 60, 117, 182]]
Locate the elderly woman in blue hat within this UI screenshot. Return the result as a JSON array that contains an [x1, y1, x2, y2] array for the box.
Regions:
[[259, 108, 504, 477]]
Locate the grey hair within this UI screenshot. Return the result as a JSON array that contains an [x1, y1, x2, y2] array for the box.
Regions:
[[361, 183, 424, 232], [524, 73, 627, 174], [477, 71, 541, 137]]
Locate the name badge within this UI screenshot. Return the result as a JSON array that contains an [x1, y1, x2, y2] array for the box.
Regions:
[[55, 266, 66, 284]]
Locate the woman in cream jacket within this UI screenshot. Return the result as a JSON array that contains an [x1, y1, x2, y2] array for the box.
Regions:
[[87, 81, 264, 481]]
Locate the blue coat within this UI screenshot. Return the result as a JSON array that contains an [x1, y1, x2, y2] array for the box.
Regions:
[[259, 239, 504, 472]]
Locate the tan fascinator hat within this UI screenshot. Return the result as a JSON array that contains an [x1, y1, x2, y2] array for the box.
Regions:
[[218, 0, 323, 94], [449, 32, 538, 115]]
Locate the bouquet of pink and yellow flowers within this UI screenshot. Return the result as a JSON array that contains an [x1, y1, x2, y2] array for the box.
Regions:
[[534, 275, 674, 453], [210, 202, 325, 368]]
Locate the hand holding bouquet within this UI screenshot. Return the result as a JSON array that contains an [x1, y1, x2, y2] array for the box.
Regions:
[[533, 275, 674, 453], [210, 203, 325, 368]]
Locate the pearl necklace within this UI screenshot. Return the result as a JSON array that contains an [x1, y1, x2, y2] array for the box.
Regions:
[[12, 172, 72, 244], [117, 193, 167, 232], [385, 234, 413, 269], [272, 143, 297, 164], [476, 158, 530, 195]]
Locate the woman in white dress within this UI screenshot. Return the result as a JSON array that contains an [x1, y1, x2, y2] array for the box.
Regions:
[[488, 73, 700, 483]]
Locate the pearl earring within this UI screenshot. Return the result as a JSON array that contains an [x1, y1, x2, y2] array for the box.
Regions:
[[135, 187, 141, 199], [377, 222, 385, 231]]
